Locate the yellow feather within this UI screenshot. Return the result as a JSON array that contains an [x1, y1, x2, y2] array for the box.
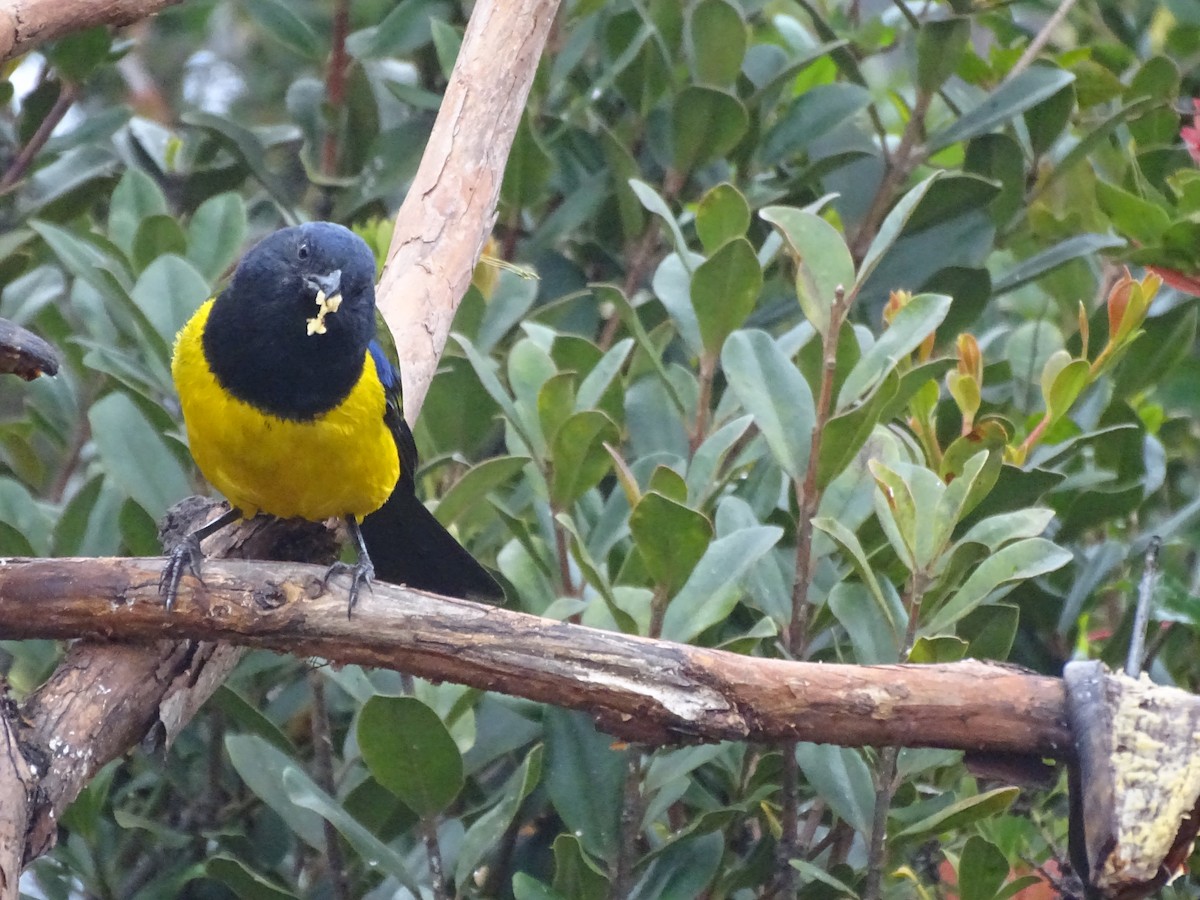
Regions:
[[172, 299, 400, 521]]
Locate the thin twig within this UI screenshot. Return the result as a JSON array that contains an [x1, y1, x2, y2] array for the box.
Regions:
[[863, 747, 899, 900], [420, 817, 449, 900], [1003, 0, 1082, 86], [612, 750, 643, 898], [775, 286, 852, 894], [1126, 536, 1161, 677], [315, 0, 351, 220], [849, 89, 931, 262], [0, 82, 78, 192], [308, 671, 350, 900]]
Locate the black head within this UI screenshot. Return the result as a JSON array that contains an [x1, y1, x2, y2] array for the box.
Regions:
[[203, 222, 381, 420]]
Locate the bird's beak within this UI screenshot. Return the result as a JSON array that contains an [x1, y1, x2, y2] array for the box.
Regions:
[[305, 270, 342, 300], [304, 270, 344, 337]]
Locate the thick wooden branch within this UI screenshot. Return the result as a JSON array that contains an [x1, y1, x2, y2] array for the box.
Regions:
[[0, 555, 1072, 757], [0, 509, 337, 893], [0, 0, 181, 61], [376, 0, 561, 421]]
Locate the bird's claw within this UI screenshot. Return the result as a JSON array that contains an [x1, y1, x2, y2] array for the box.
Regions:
[[323, 559, 375, 618], [160, 535, 205, 612]]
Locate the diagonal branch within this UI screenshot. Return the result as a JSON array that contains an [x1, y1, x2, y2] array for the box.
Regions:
[[0, 0, 183, 61], [375, 0, 559, 422]]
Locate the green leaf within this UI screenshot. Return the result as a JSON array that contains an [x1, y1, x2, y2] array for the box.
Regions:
[[29, 221, 171, 359], [909, 635, 968, 663], [1096, 180, 1173, 246], [760, 83, 871, 165], [431, 19, 462, 77], [281, 768, 423, 893], [795, 743, 874, 835], [132, 214, 188, 273], [869, 459, 920, 569], [552, 834, 609, 900], [671, 86, 748, 174], [988, 234, 1128, 297], [916, 18, 970, 92], [182, 111, 299, 222], [691, 237, 762, 356], [630, 491, 713, 595], [814, 517, 900, 637], [435, 456, 530, 527], [109, 168, 168, 254], [358, 696, 462, 818], [958, 603, 1019, 661], [929, 66, 1076, 151], [539, 372, 578, 447], [855, 173, 941, 292], [902, 173, 1002, 234], [653, 251, 704, 356], [455, 746, 543, 891], [660, 525, 783, 642], [209, 685, 295, 753], [629, 179, 690, 260], [630, 831, 723, 899], [187, 192, 248, 282], [225, 734, 325, 847], [577, 338, 633, 412], [131, 255, 210, 345], [239, 0, 323, 60], [502, 112, 554, 211], [347, 0, 447, 58], [514, 874, 569, 900], [958, 836, 1010, 900], [721, 329, 816, 479], [544, 709, 626, 863], [550, 410, 620, 508], [789, 859, 859, 895], [817, 371, 899, 489], [828, 580, 901, 664], [838, 294, 952, 409], [89, 393, 190, 522], [1040, 351, 1090, 423], [696, 183, 751, 256], [923, 538, 1072, 634], [958, 508, 1054, 552], [894, 787, 1019, 842], [687, 0, 745, 86], [206, 854, 298, 900], [686, 414, 752, 504], [44, 27, 112, 81], [760, 207, 854, 337]]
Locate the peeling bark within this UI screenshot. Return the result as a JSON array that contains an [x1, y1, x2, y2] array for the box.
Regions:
[[0, 551, 1073, 756], [0, 508, 338, 890]]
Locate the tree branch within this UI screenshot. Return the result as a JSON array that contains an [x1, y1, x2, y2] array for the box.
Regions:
[[375, 0, 560, 422], [0, 0, 182, 62], [0, 554, 1072, 756]]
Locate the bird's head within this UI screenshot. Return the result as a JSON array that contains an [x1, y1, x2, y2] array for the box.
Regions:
[[227, 221, 378, 344]]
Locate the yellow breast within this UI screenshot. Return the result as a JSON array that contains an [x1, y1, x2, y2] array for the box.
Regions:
[[172, 299, 400, 521]]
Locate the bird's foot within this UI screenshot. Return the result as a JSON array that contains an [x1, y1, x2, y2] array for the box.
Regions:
[[160, 534, 205, 612], [323, 558, 375, 618]]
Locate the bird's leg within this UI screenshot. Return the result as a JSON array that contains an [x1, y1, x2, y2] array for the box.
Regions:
[[159, 506, 243, 611], [323, 516, 375, 618]]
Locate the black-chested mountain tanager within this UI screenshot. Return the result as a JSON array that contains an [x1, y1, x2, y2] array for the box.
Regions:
[[161, 221, 503, 614]]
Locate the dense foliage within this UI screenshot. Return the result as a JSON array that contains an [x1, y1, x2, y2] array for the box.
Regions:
[[3, 0, 1200, 897]]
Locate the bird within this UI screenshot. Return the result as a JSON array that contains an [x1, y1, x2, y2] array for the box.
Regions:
[[162, 220, 503, 614]]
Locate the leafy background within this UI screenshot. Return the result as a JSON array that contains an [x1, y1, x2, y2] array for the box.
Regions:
[[3, 0, 1200, 897]]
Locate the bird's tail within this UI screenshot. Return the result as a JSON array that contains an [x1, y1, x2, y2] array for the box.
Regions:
[[359, 484, 504, 603]]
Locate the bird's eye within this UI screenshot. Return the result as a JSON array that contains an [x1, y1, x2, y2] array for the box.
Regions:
[[297, 244, 310, 260]]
